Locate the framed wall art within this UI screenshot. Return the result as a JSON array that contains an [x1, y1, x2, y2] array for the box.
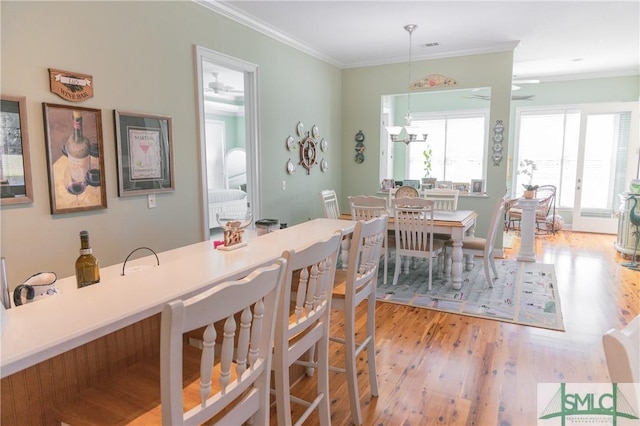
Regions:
[[43, 103, 107, 214], [1, 95, 33, 205], [114, 111, 174, 196]]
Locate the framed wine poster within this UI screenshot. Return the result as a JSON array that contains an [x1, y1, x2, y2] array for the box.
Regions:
[[1, 95, 34, 205], [42, 103, 107, 214], [114, 111, 174, 196]]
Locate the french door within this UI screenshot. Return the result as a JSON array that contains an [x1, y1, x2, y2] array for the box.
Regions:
[[515, 102, 638, 234], [572, 104, 638, 233]]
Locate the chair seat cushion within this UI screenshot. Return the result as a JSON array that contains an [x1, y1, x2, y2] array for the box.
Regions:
[[445, 236, 486, 251]]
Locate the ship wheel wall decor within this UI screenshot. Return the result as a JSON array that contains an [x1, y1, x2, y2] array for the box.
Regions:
[[299, 134, 318, 174]]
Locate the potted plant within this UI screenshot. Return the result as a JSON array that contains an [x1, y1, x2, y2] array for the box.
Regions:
[[422, 146, 433, 177], [518, 159, 538, 198], [522, 184, 539, 199]]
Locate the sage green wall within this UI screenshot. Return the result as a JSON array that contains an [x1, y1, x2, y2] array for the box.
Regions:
[[0, 1, 342, 287], [340, 51, 515, 237]]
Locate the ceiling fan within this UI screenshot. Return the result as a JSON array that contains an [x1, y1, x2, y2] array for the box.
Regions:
[[205, 72, 243, 95], [466, 94, 535, 101]]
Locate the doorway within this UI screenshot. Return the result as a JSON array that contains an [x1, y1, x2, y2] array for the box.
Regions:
[[195, 46, 261, 240]]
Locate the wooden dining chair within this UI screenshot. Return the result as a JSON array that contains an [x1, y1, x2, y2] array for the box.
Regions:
[[348, 195, 390, 284], [54, 260, 287, 425], [330, 215, 388, 425], [272, 232, 342, 426], [319, 189, 340, 219], [392, 197, 444, 289], [420, 188, 459, 211], [445, 196, 506, 287]]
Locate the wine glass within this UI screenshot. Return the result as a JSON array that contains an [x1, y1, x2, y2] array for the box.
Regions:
[[65, 167, 86, 206], [215, 210, 252, 250]]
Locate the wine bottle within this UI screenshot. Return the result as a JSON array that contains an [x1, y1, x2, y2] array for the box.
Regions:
[[65, 111, 91, 195], [75, 230, 100, 288]]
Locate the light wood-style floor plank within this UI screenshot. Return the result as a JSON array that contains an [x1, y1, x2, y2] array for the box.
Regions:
[[270, 231, 639, 425]]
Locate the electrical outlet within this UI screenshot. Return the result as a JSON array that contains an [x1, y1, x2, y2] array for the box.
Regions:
[[147, 194, 156, 209], [282, 180, 286, 191]]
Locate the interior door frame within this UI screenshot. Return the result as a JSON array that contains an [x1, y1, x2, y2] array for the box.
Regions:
[[195, 45, 261, 240], [572, 102, 639, 233]]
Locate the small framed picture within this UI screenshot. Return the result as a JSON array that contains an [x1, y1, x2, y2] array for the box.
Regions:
[[43, 103, 107, 214], [404, 179, 420, 189], [436, 180, 452, 189], [115, 111, 175, 196], [381, 178, 395, 192], [471, 179, 485, 194], [420, 183, 434, 190], [421, 177, 437, 187], [452, 182, 470, 193]]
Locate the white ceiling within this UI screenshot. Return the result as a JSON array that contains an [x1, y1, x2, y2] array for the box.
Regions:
[[199, 0, 640, 82]]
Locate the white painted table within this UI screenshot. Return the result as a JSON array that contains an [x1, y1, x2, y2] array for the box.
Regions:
[[0, 218, 355, 378]]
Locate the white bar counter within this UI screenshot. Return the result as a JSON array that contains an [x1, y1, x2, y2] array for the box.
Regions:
[[1, 218, 355, 378]]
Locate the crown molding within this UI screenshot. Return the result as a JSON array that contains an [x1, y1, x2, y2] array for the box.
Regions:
[[194, 0, 344, 68]]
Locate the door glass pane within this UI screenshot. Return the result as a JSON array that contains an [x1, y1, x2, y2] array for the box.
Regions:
[[579, 112, 630, 217], [516, 112, 567, 197]]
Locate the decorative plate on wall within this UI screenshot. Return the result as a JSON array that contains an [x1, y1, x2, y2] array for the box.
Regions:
[[286, 159, 296, 174], [320, 158, 328, 172], [286, 135, 295, 151]]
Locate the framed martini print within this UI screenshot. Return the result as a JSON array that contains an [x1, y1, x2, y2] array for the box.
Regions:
[[115, 111, 175, 196]]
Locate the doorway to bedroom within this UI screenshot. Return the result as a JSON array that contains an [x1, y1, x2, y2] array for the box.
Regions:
[[196, 46, 261, 240]]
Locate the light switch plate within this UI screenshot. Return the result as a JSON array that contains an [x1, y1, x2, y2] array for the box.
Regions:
[[147, 194, 156, 208]]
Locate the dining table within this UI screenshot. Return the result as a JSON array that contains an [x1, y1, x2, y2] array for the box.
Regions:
[[340, 209, 478, 290]]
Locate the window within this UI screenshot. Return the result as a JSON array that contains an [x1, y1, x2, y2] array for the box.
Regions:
[[406, 112, 487, 182]]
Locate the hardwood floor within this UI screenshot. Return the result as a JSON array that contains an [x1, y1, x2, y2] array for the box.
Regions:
[[271, 231, 639, 425]]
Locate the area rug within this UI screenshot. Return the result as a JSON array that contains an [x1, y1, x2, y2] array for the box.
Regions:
[[376, 250, 565, 331]]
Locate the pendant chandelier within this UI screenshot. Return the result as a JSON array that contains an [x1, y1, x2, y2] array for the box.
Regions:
[[387, 24, 428, 145]]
